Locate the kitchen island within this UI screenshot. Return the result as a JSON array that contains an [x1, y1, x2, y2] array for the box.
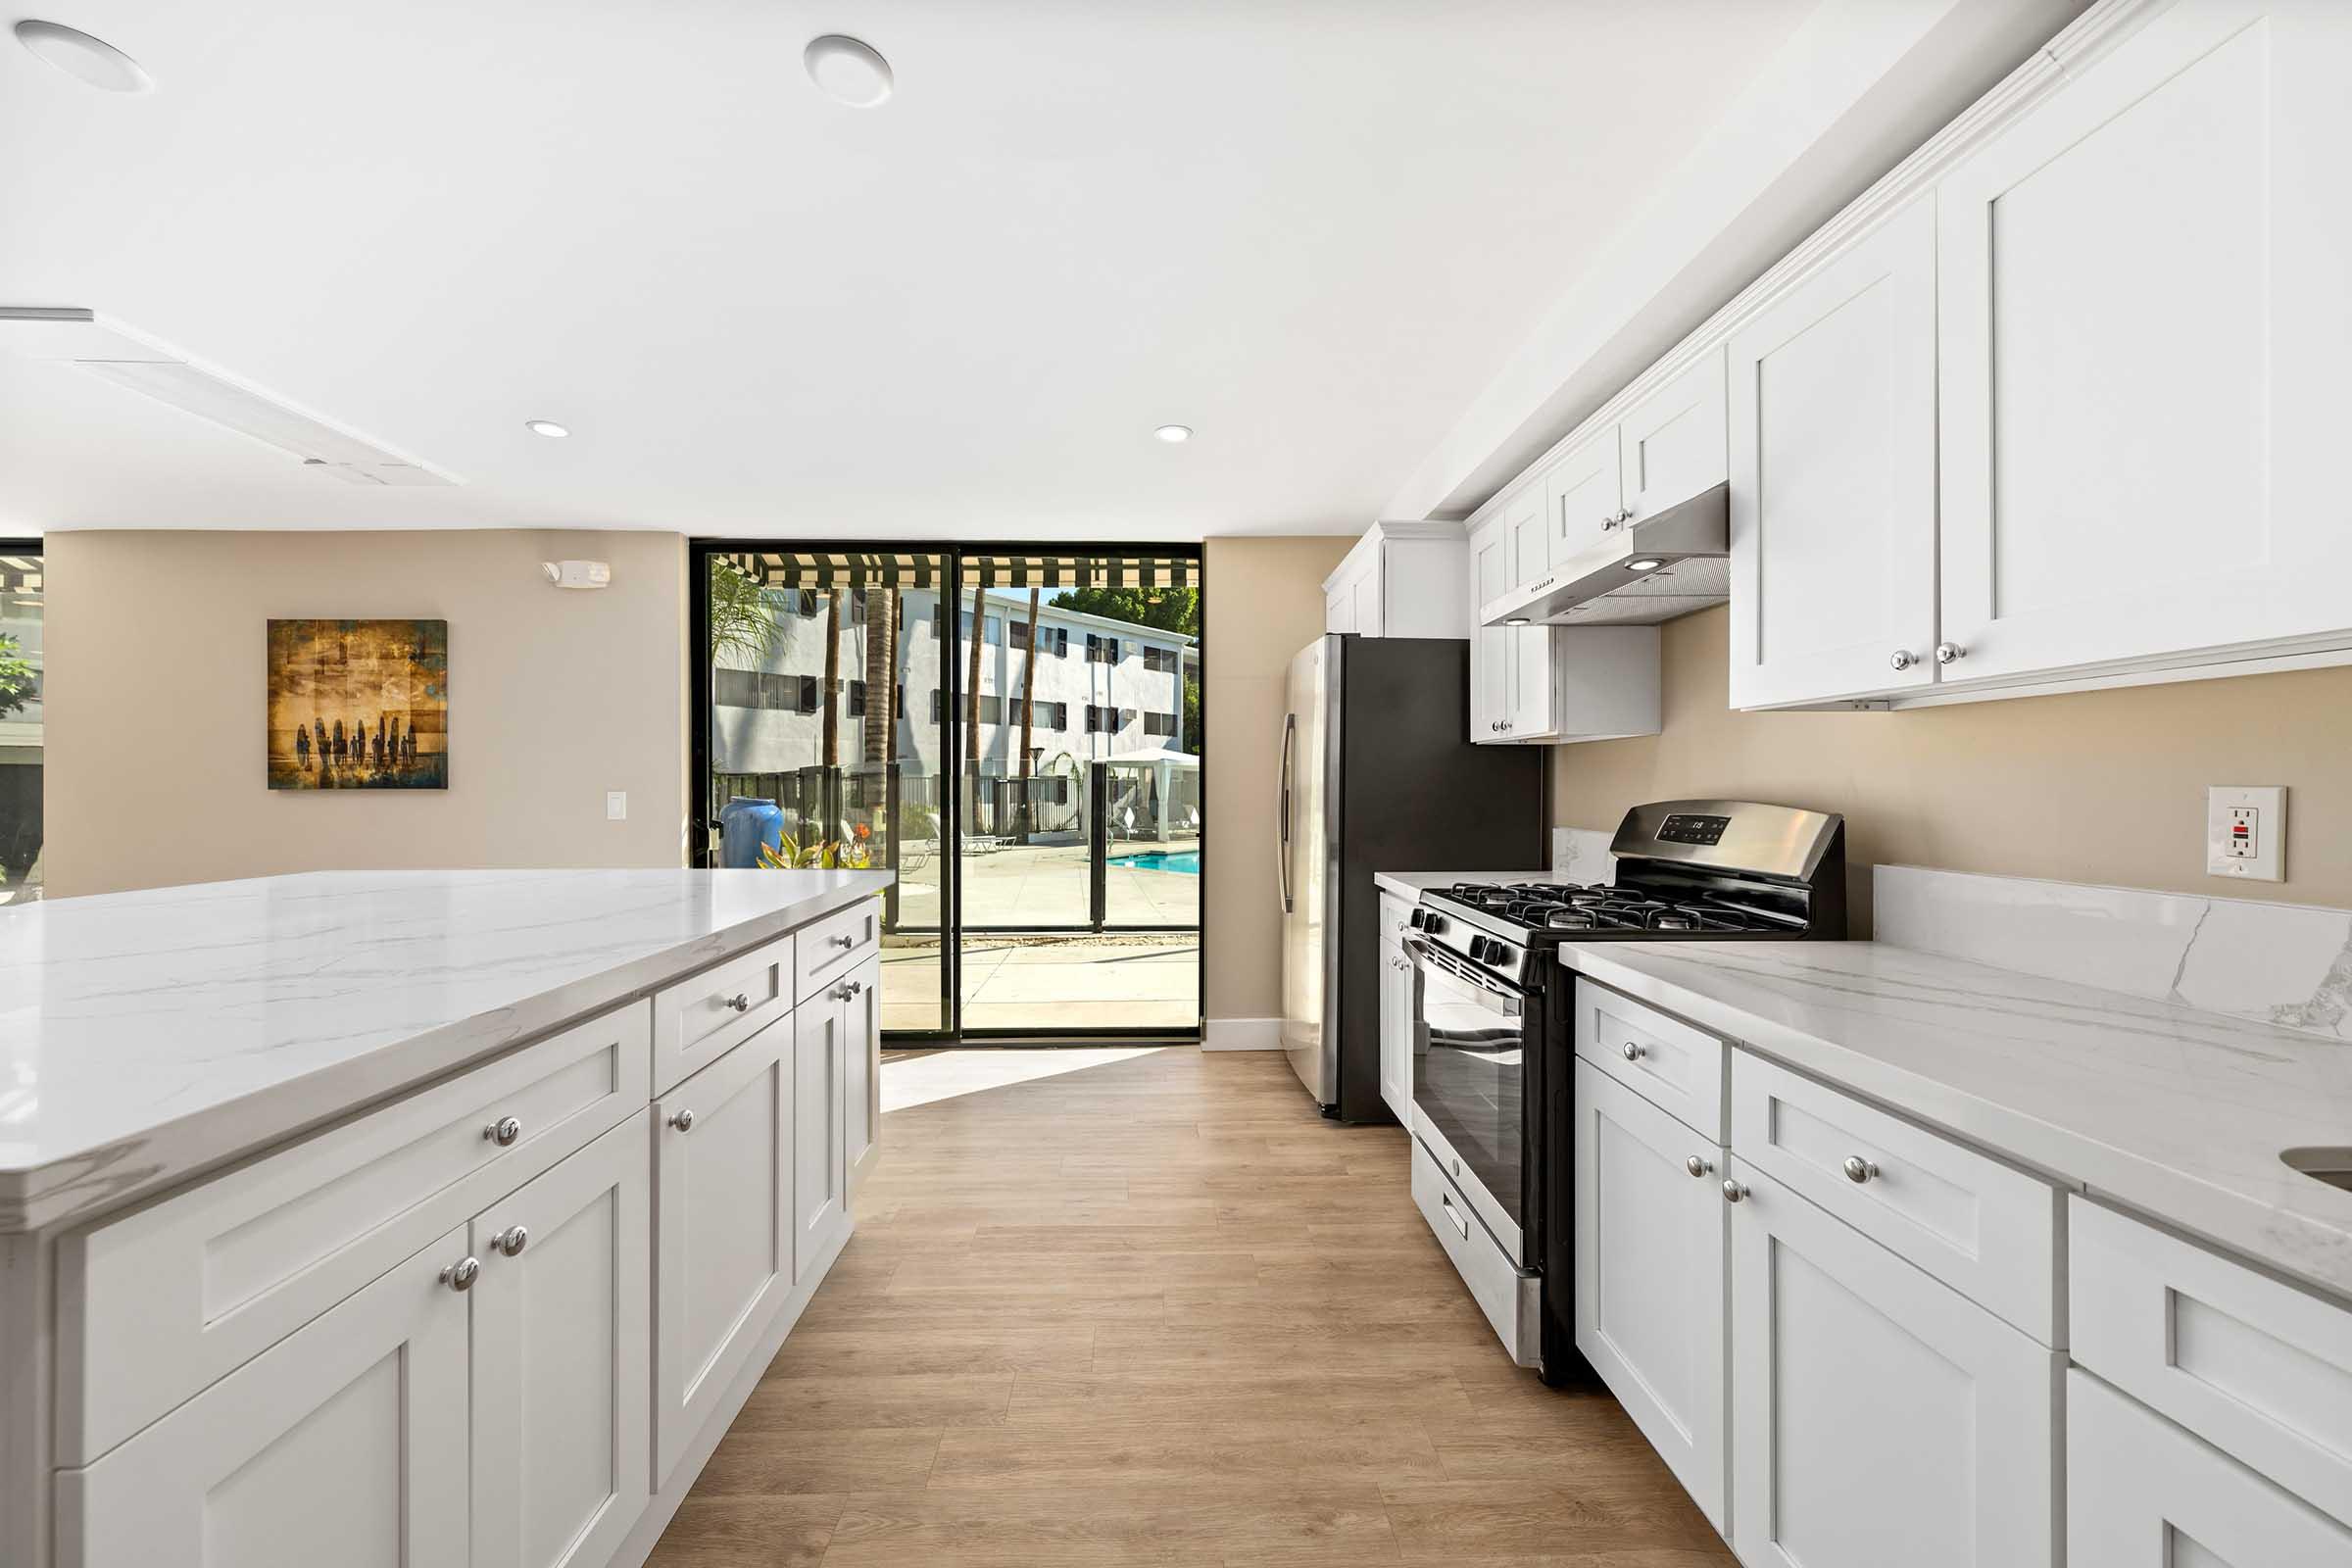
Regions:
[[0, 867, 892, 1568]]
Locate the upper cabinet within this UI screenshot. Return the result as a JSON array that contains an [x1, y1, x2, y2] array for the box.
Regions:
[[1934, 0, 2352, 683], [1618, 352, 1727, 530], [1323, 520, 1470, 639], [1729, 199, 1939, 710], [1543, 429, 1623, 570]]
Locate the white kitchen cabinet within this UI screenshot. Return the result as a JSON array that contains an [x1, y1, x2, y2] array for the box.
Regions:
[[1727, 1158, 2058, 1568], [57, 1228, 473, 1568], [1503, 481, 1548, 592], [841, 955, 883, 1198], [1728, 197, 1939, 710], [1468, 515, 1511, 739], [1379, 934, 1414, 1127], [1618, 349, 1726, 527], [1572, 1060, 1727, 1531], [1542, 427, 1624, 569], [470, 1119, 650, 1568], [1322, 520, 1470, 639], [653, 1021, 792, 1484], [794, 991, 848, 1280], [2070, 1368, 2352, 1567], [1936, 0, 2352, 685], [1468, 501, 1662, 747]]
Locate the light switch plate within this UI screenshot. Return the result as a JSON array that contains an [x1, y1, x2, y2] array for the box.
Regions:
[[2207, 785, 2284, 882], [606, 790, 627, 822]]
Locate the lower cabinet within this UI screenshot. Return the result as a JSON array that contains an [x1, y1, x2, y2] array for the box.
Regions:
[[841, 955, 883, 1197], [794, 985, 849, 1280], [1726, 1158, 2058, 1568], [58, 1227, 473, 1568], [2069, 1368, 2352, 1568], [470, 1118, 651, 1568], [61, 1118, 653, 1568], [654, 1021, 792, 1484], [1571, 1060, 1727, 1531], [1378, 936, 1414, 1125]]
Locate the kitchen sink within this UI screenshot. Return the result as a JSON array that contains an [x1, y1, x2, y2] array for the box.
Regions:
[[2281, 1148, 2352, 1193]]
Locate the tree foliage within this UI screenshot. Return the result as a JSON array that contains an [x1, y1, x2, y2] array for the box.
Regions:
[[0, 634, 35, 719], [1047, 585, 1200, 640], [708, 556, 781, 663]]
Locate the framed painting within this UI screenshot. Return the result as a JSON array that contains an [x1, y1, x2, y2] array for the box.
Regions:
[[267, 618, 448, 790]]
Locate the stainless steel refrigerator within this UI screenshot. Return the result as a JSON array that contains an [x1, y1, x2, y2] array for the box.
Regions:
[[1277, 635, 1543, 1121]]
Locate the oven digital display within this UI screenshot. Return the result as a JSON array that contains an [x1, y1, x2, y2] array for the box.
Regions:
[[1656, 812, 1731, 846]]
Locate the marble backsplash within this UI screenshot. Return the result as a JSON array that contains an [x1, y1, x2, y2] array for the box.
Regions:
[[1876, 864, 2352, 1043], [1551, 826, 1617, 882]]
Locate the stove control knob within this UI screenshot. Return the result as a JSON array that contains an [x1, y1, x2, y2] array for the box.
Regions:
[[1423, 913, 1446, 936], [1408, 908, 1426, 929]]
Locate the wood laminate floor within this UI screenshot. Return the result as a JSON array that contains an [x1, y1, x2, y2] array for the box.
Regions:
[[647, 1046, 1734, 1567]]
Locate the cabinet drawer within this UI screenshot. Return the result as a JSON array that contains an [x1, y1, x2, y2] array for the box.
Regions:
[[1411, 1138, 1539, 1368], [2069, 1367, 2352, 1568], [796, 898, 880, 1003], [1730, 1051, 2060, 1342], [1574, 979, 1725, 1141], [1378, 890, 1415, 947], [653, 932, 795, 1095], [2071, 1198, 2352, 1529], [55, 1002, 650, 1465]]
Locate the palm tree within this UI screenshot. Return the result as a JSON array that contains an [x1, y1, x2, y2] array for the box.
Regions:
[[964, 581, 985, 830], [860, 588, 894, 766], [821, 589, 845, 770], [1016, 587, 1041, 836]]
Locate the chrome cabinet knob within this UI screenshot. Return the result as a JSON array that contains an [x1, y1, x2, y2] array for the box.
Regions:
[[1621, 1042, 1644, 1062], [724, 993, 752, 1013], [1936, 642, 1966, 665], [1686, 1154, 1713, 1179], [668, 1108, 696, 1133], [1889, 649, 1916, 670], [1842, 1155, 1880, 1184], [483, 1116, 522, 1148], [1722, 1180, 1749, 1204], [492, 1225, 528, 1257], [829, 933, 857, 949], [441, 1256, 481, 1292]]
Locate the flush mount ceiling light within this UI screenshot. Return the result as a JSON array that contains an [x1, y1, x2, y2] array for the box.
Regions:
[[15, 19, 151, 93], [1626, 558, 1665, 572], [804, 34, 893, 107], [1504, 617, 1531, 627], [1153, 424, 1193, 444], [524, 419, 569, 439]]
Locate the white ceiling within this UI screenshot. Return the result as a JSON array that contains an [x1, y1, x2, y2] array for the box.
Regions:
[[0, 0, 1821, 540]]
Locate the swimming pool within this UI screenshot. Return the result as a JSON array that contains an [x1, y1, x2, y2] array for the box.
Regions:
[[1109, 849, 1201, 875]]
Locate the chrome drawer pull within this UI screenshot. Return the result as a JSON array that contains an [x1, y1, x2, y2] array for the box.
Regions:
[[829, 933, 857, 949], [492, 1225, 528, 1257], [440, 1256, 481, 1292], [1842, 1155, 1880, 1184], [668, 1108, 696, 1133], [1722, 1180, 1748, 1203], [1686, 1154, 1713, 1179], [483, 1116, 522, 1147], [1621, 1042, 1644, 1062], [724, 992, 753, 1013]]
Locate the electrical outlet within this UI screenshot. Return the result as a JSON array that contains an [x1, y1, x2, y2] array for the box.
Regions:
[[2207, 786, 2284, 882], [606, 791, 627, 822]]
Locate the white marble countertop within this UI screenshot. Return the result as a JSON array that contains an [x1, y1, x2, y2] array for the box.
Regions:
[[1559, 939, 2352, 1302], [0, 868, 893, 1232]]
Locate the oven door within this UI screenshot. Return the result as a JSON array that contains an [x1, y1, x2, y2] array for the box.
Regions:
[[1407, 938, 1531, 1264]]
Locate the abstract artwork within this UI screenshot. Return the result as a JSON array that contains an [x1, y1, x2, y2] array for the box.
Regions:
[[267, 618, 448, 789]]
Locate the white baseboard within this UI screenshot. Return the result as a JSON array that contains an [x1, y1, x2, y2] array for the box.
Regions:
[[1201, 1017, 1282, 1051]]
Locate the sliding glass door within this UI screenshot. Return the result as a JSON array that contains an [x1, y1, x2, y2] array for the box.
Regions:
[[692, 543, 1200, 1042]]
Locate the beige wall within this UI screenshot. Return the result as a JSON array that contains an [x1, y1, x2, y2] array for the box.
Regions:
[[45, 530, 687, 896], [1553, 606, 2352, 932], [1203, 535, 1354, 1021]]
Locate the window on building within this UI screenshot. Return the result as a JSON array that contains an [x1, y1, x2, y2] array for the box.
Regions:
[[1143, 646, 1178, 673], [977, 695, 1004, 725], [796, 674, 820, 714], [848, 595, 867, 626], [1086, 704, 1122, 734], [848, 679, 866, 717], [929, 689, 944, 723], [1012, 622, 1068, 657], [1144, 711, 1177, 737], [1086, 633, 1120, 664], [959, 610, 1004, 647]]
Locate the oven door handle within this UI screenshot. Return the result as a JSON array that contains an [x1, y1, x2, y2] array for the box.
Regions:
[[1405, 938, 1522, 1016]]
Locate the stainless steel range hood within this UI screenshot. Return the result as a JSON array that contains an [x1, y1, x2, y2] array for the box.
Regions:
[[1479, 481, 1729, 627]]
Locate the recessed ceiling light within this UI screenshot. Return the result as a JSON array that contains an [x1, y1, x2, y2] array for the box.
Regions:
[[804, 34, 893, 108], [16, 19, 151, 93], [524, 419, 569, 439], [1505, 617, 1531, 627], [1153, 424, 1193, 444], [1627, 557, 1664, 571]]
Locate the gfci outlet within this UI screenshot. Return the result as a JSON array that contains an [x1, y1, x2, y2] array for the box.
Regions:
[[2207, 785, 2285, 882]]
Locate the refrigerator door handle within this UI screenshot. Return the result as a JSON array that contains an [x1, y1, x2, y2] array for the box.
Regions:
[[1275, 712, 1296, 914]]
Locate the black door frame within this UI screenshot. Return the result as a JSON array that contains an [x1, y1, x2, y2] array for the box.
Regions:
[[689, 539, 1204, 1046]]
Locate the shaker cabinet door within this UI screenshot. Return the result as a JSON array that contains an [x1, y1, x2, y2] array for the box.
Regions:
[[653, 1023, 792, 1484], [1468, 518, 1510, 741], [58, 1230, 471, 1568], [840, 956, 883, 1198], [1572, 1060, 1728, 1531], [1543, 427, 1623, 568], [1727, 1160, 2057, 1568], [794, 995, 848, 1280], [1618, 351, 1726, 526], [1936, 0, 2352, 682], [470, 1118, 651, 1568], [1728, 198, 1939, 709]]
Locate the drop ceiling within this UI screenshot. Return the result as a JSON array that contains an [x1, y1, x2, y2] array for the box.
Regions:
[[0, 0, 1822, 539]]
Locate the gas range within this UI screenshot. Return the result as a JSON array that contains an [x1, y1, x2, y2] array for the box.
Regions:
[[1408, 801, 1846, 987]]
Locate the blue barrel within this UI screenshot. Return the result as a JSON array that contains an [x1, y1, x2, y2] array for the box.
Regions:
[[718, 796, 785, 868]]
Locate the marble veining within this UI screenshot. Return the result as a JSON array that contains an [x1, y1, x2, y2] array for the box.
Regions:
[[1559, 936, 2352, 1301], [1550, 826, 1618, 883], [1877, 865, 2352, 1043], [0, 868, 892, 1231]]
